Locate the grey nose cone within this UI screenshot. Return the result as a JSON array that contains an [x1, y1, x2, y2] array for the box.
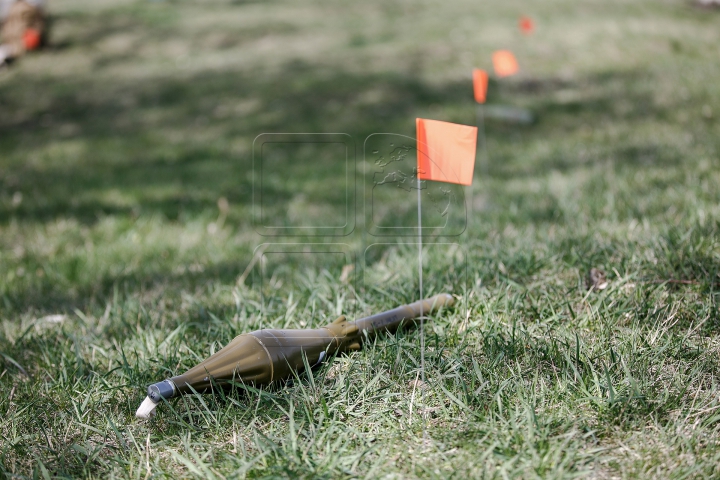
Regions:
[[147, 380, 176, 403]]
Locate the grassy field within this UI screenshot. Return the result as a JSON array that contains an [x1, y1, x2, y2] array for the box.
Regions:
[[1, 0, 720, 477]]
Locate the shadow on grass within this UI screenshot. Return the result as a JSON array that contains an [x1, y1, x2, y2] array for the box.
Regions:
[[0, 56, 701, 319], [0, 62, 475, 225], [487, 75, 693, 179], [0, 66, 691, 226]]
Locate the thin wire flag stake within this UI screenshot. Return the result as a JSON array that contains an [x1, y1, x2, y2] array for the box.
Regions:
[[472, 69, 490, 176], [416, 168, 426, 440], [476, 104, 489, 176]]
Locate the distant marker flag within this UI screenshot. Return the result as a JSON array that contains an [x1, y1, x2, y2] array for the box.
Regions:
[[416, 118, 477, 186], [492, 50, 519, 78], [519, 16, 534, 35], [472, 69, 489, 104], [24, 29, 41, 50]]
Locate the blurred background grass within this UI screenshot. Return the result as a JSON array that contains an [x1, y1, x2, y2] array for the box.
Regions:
[[1, 0, 719, 477]]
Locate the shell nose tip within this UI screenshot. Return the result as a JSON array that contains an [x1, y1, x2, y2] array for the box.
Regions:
[[136, 396, 159, 419]]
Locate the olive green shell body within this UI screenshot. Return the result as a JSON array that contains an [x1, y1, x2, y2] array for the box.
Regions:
[[158, 294, 454, 398], [170, 317, 359, 394]]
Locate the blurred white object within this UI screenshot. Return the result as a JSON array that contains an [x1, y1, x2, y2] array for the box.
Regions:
[[483, 105, 535, 125], [39, 314, 66, 323]]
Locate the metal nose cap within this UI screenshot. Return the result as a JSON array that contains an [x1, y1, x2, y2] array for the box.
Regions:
[[147, 380, 175, 403]]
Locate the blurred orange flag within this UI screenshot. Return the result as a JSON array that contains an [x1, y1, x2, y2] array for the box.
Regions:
[[472, 69, 489, 104], [416, 118, 477, 186], [492, 50, 519, 78], [519, 16, 534, 35], [23, 29, 41, 50]]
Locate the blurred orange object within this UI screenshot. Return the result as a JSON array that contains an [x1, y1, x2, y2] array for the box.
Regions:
[[472, 69, 489, 104], [416, 118, 477, 186], [492, 50, 519, 78], [23, 29, 41, 50], [519, 16, 534, 35]]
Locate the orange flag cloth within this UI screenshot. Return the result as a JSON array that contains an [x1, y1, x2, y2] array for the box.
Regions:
[[492, 50, 519, 78], [24, 29, 41, 50], [519, 16, 534, 35], [416, 118, 477, 186], [472, 69, 489, 104]]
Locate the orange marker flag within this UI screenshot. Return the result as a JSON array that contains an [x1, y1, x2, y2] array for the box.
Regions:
[[472, 69, 489, 104], [519, 16, 534, 35], [492, 50, 519, 78], [23, 29, 41, 50], [416, 118, 477, 186]]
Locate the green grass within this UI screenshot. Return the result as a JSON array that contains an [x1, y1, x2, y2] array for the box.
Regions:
[[1, 0, 720, 477]]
